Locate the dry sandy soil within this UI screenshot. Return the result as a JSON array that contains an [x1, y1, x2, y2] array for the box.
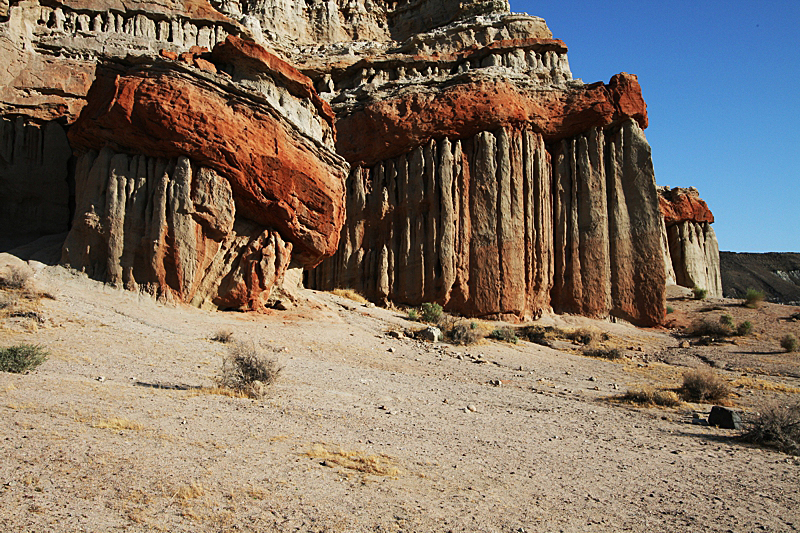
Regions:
[[1, 254, 799, 533]]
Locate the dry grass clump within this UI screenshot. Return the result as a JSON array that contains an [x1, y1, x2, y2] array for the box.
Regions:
[[619, 387, 681, 407], [0, 265, 31, 290], [216, 342, 282, 399], [780, 334, 798, 353], [584, 347, 624, 360], [92, 417, 144, 431], [446, 322, 481, 345], [680, 368, 732, 403], [731, 376, 800, 394], [0, 344, 49, 373], [331, 288, 368, 305], [210, 329, 234, 343], [740, 401, 800, 455], [302, 442, 401, 478], [692, 286, 708, 300]]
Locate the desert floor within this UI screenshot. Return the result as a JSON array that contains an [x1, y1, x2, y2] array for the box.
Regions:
[[1, 254, 799, 533]]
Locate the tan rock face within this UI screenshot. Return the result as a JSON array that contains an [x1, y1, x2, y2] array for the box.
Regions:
[[659, 187, 722, 298]]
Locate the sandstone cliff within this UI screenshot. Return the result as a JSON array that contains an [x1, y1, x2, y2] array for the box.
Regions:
[[658, 186, 722, 298], [1, 0, 690, 324]]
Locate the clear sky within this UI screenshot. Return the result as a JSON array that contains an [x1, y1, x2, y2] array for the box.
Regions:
[[511, 0, 800, 252]]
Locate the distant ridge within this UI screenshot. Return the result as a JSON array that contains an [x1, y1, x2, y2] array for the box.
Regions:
[[720, 252, 800, 305]]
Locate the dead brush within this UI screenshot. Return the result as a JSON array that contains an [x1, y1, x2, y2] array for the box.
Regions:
[[584, 347, 624, 360], [216, 341, 282, 399], [446, 322, 481, 345], [740, 401, 800, 455], [0, 265, 31, 290], [619, 387, 681, 407], [302, 442, 401, 478], [680, 368, 732, 403], [210, 329, 234, 343]]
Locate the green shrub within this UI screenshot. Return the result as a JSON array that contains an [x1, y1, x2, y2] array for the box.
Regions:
[[420, 302, 443, 323], [719, 314, 734, 328], [692, 286, 708, 300], [781, 334, 799, 353], [743, 288, 765, 309], [736, 321, 753, 336], [407, 309, 419, 321], [216, 342, 282, 399], [741, 401, 800, 455], [680, 368, 731, 403], [489, 327, 518, 344], [666, 306, 674, 314], [0, 344, 48, 373]]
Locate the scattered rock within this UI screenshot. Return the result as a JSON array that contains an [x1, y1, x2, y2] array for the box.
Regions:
[[708, 406, 743, 430], [466, 404, 477, 413]]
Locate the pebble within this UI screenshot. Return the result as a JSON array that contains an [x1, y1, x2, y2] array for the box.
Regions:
[[466, 404, 477, 412], [387, 347, 395, 353], [96, 376, 105, 382], [588, 376, 596, 382]]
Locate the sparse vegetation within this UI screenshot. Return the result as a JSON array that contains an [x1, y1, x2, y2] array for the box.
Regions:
[[407, 308, 419, 321], [743, 288, 765, 309], [489, 327, 518, 344], [216, 342, 282, 399], [419, 302, 443, 323], [692, 286, 708, 300], [736, 320, 753, 336], [92, 417, 144, 431], [720, 314, 734, 328], [302, 442, 401, 478], [666, 306, 674, 314], [332, 288, 368, 304], [781, 334, 799, 353], [584, 347, 624, 360], [211, 329, 234, 343], [686, 318, 731, 338], [0, 265, 31, 290], [0, 344, 49, 374], [619, 387, 681, 407], [446, 323, 481, 345], [680, 368, 731, 403], [740, 401, 800, 455]]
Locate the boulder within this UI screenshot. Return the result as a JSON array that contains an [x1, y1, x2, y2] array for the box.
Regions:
[[708, 406, 743, 430]]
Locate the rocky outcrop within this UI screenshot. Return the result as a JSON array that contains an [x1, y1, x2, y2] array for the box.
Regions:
[[658, 186, 722, 298], [720, 252, 800, 305]]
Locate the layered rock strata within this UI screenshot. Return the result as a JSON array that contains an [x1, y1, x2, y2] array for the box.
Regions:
[[659, 186, 722, 298]]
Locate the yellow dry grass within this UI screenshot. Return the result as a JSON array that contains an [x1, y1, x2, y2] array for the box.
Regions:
[[187, 386, 251, 399], [92, 417, 145, 431], [302, 442, 401, 478], [173, 481, 206, 501], [731, 376, 800, 394], [331, 288, 369, 304]]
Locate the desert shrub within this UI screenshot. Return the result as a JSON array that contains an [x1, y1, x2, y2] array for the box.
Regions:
[[692, 286, 708, 300], [743, 288, 765, 309], [216, 342, 282, 399], [740, 402, 800, 455], [446, 323, 480, 346], [331, 288, 368, 304], [420, 302, 443, 323], [211, 329, 234, 343], [0, 266, 31, 290], [620, 387, 681, 407], [736, 321, 753, 336], [781, 334, 799, 353], [680, 368, 731, 403], [686, 318, 731, 338], [489, 327, 518, 344], [719, 314, 734, 328], [584, 347, 624, 360], [666, 306, 674, 314], [407, 309, 419, 321], [0, 344, 49, 373]]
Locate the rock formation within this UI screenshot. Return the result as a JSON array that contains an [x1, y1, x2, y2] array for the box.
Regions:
[[0, 0, 720, 324], [658, 186, 722, 298]]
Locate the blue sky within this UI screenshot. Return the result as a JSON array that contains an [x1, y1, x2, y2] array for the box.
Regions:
[[512, 1, 799, 252]]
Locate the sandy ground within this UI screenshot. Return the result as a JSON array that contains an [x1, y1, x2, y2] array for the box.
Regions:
[[1, 257, 799, 533]]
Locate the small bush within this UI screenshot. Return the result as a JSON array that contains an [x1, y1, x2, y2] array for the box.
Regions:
[[0, 266, 31, 290], [489, 327, 518, 344], [686, 318, 731, 338], [0, 344, 49, 373], [216, 342, 282, 399], [741, 402, 800, 455], [419, 302, 443, 323], [719, 314, 734, 328], [666, 306, 674, 314], [781, 334, 799, 353], [332, 288, 368, 304], [211, 329, 234, 343], [620, 387, 681, 407], [584, 347, 624, 360], [680, 368, 731, 403], [407, 309, 419, 321], [736, 321, 753, 336], [446, 323, 480, 346], [743, 288, 765, 309], [692, 286, 708, 300]]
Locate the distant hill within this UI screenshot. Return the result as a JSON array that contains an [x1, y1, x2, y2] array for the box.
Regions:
[[720, 252, 800, 304]]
